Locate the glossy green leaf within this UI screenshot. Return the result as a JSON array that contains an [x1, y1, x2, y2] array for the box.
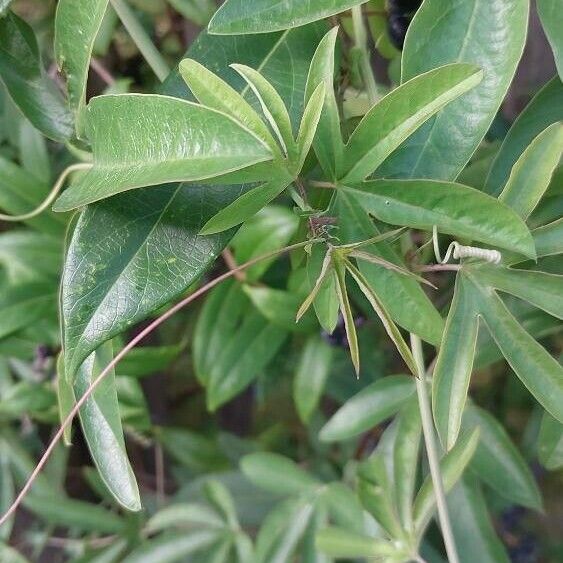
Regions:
[[73, 342, 141, 511], [305, 27, 343, 180], [241, 452, 320, 495], [341, 179, 535, 258], [341, 63, 483, 183], [121, 530, 221, 563], [293, 336, 333, 423], [470, 274, 563, 424], [538, 412, 563, 470], [179, 58, 278, 153], [209, 0, 363, 34], [379, 0, 528, 181], [433, 275, 484, 449], [462, 404, 541, 510], [469, 264, 563, 320], [316, 527, 398, 558], [243, 285, 316, 332], [486, 78, 563, 195], [499, 123, 563, 219], [231, 63, 295, 157], [55, 0, 110, 133], [320, 375, 416, 442], [537, 0, 563, 80], [448, 478, 510, 563], [53, 94, 273, 211], [296, 83, 325, 168], [335, 191, 444, 345], [0, 12, 73, 141], [532, 218, 563, 258], [413, 428, 479, 532], [200, 175, 291, 235]]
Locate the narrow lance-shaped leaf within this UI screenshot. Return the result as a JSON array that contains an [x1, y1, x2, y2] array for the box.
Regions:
[[320, 375, 416, 442], [532, 218, 563, 258], [340, 63, 483, 183], [537, 0, 563, 80], [231, 63, 295, 158], [341, 179, 536, 258], [379, 0, 528, 181], [73, 341, 141, 511], [485, 78, 563, 196], [305, 27, 344, 180], [209, 0, 365, 35], [469, 274, 563, 424], [499, 123, 563, 220], [53, 94, 273, 211], [296, 82, 325, 169], [463, 404, 542, 510], [316, 527, 399, 559], [293, 335, 333, 424], [538, 412, 563, 471], [433, 275, 481, 449], [55, 0, 110, 134], [0, 12, 73, 141], [179, 58, 278, 153]]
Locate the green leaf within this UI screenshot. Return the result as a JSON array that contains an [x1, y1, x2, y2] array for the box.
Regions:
[[320, 375, 416, 442], [499, 123, 563, 219], [204, 480, 239, 528], [243, 285, 316, 332], [340, 63, 483, 183], [333, 257, 360, 374], [0, 12, 73, 141], [296, 83, 325, 168], [18, 119, 50, 182], [293, 336, 333, 424], [0, 382, 55, 418], [200, 175, 291, 235], [60, 25, 321, 381], [54, 0, 110, 134], [469, 264, 563, 320], [305, 27, 344, 180], [241, 452, 320, 496], [538, 412, 563, 470], [0, 282, 57, 341], [231, 63, 296, 158], [322, 482, 364, 534], [341, 179, 535, 258], [537, 0, 563, 80], [316, 527, 399, 558], [379, 0, 529, 181], [532, 218, 563, 258], [462, 405, 542, 510], [73, 342, 141, 511], [335, 191, 444, 345], [433, 275, 482, 449], [53, 94, 273, 211], [0, 544, 29, 563], [121, 530, 221, 563], [209, 0, 363, 34], [179, 58, 278, 153], [413, 428, 480, 532], [485, 78, 563, 196], [147, 503, 224, 532], [448, 478, 510, 563]]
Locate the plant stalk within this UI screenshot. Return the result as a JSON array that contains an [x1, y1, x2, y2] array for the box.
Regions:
[[110, 0, 170, 81], [410, 334, 460, 563], [351, 4, 378, 106]]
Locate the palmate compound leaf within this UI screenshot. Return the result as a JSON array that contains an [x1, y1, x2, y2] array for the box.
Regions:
[[52, 93, 274, 211], [433, 267, 563, 450], [60, 24, 325, 381]]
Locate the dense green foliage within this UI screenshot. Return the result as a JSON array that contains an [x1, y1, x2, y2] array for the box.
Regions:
[[0, 0, 561, 561]]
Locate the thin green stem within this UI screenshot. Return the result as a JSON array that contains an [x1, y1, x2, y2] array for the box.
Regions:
[[110, 0, 170, 81], [351, 4, 378, 106], [410, 334, 460, 563]]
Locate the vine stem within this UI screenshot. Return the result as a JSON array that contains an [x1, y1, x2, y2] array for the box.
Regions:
[[351, 4, 378, 106], [110, 0, 170, 81], [410, 334, 460, 563], [0, 239, 320, 529], [0, 163, 92, 222]]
